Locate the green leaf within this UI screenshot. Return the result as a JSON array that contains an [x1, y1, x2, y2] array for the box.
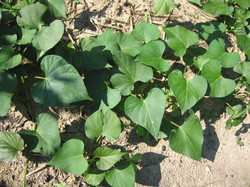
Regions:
[[207, 38, 240, 68], [0, 71, 17, 116], [201, 61, 236, 97], [124, 88, 166, 139], [19, 113, 61, 155], [193, 54, 210, 70], [80, 37, 99, 51], [32, 20, 64, 51], [53, 184, 65, 187], [34, 113, 61, 155], [188, 0, 201, 6], [85, 102, 121, 141], [0, 23, 17, 46], [236, 0, 250, 9], [94, 147, 126, 171], [195, 21, 227, 41], [153, 0, 175, 15], [136, 40, 170, 72], [168, 70, 207, 114], [0, 46, 22, 70], [131, 22, 160, 43], [46, 0, 66, 17], [236, 34, 250, 60], [31, 55, 91, 106], [16, 27, 37, 45], [84, 69, 121, 108], [97, 29, 119, 52], [169, 114, 203, 161], [202, 0, 234, 17], [85, 169, 105, 186], [163, 25, 199, 57], [110, 52, 153, 95], [17, 3, 48, 29], [0, 132, 24, 162], [235, 61, 250, 84], [116, 33, 143, 57], [71, 51, 110, 71], [226, 104, 248, 130], [47, 139, 88, 175], [105, 161, 135, 187]]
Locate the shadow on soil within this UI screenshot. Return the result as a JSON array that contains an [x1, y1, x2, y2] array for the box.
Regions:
[[199, 97, 225, 162], [235, 123, 250, 136], [136, 152, 166, 186]]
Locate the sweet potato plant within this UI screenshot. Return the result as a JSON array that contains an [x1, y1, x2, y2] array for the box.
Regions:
[[0, 0, 249, 186]]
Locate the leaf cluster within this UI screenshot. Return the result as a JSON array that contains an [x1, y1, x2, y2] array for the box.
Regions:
[[0, 0, 250, 187]]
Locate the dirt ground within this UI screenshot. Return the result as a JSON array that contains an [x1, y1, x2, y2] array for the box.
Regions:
[[0, 0, 250, 186]]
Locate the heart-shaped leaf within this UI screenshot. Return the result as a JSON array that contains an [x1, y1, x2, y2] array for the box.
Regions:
[[16, 27, 37, 45], [94, 147, 126, 171], [0, 132, 24, 162], [17, 3, 48, 29], [153, 0, 174, 15], [84, 69, 121, 108], [131, 22, 160, 43], [163, 25, 199, 57], [236, 34, 250, 60], [0, 70, 17, 116], [207, 39, 240, 68], [0, 46, 22, 70], [46, 0, 66, 18], [124, 88, 166, 139], [71, 51, 110, 71], [169, 113, 203, 161], [19, 113, 61, 155], [32, 20, 64, 51], [202, 0, 234, 17], [97, 29, 119, 53], [110, 52, 153, 95], [193, 54, 210, 70], [0, 23, 17, 46], [195, 21, 227, 41], [235, 61, 250, 84], [116, 33, 143, 57], [136, 40, 170, 72], [85, 102, 121, 141], [105, 161, 135, 187], [202, 61, 236, 97], [168, 70, 207, 114], [236, 0, 250, 9], [85, 169, 105, 186], [31, 55, 91, 106], [47, 139, 88, 175], [80, 37, 100, 51]]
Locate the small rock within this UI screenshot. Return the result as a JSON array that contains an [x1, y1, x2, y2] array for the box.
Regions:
[[205, 166, 211, 172]]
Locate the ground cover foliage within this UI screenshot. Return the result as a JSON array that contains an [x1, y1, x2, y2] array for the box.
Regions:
[[0, 0, 249, 186]]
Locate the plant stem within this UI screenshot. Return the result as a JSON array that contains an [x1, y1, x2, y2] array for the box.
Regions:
[[170, 121, 180, 128], [23, 156, 30, 187], [226, 102, 235, 112], [183, 66, 187, 75], [96, 135, 104, 145], [34, 76, 47, 80], [234, 75, 244, 82]]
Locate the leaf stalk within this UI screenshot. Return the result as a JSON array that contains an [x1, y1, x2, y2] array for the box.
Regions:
[[170, 121, 180, 128]]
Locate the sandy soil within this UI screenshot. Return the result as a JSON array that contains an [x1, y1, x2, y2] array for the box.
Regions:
[[0, 0, 250, 186]]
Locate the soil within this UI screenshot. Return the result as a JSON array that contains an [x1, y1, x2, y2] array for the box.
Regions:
[[1, 0, 250, 187]]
